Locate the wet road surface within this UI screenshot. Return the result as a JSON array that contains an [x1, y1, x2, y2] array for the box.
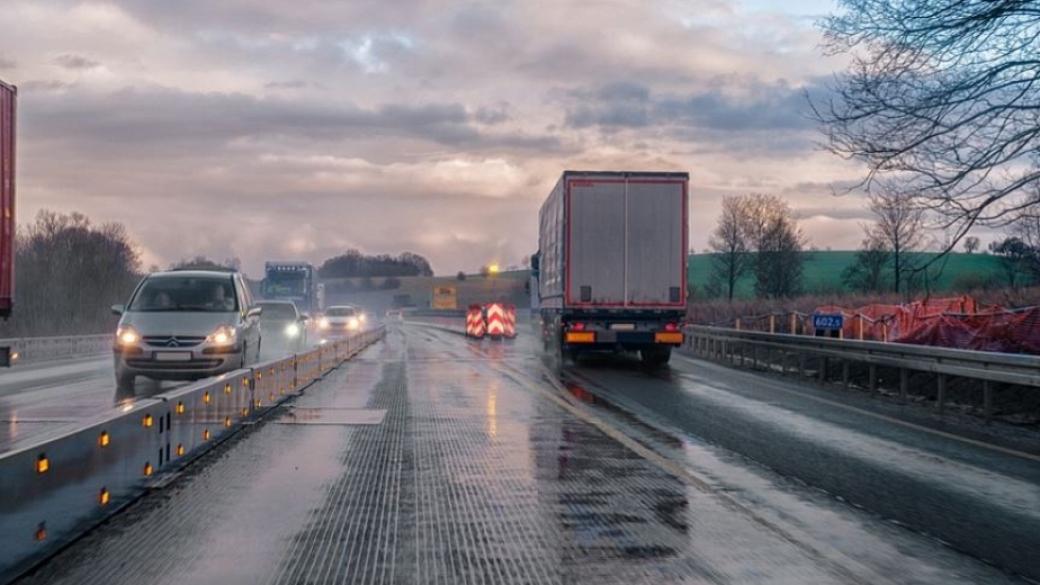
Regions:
[[0, 337, 325, 453], [15, 322, 1033, 584]]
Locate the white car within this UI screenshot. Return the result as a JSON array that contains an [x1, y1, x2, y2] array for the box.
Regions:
[[317, 305, 361, 338]]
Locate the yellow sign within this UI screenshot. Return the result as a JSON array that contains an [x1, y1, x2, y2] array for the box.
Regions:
[[432, 286, 457, 310]]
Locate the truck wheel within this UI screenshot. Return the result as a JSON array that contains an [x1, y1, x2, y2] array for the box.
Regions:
[[640, 347, 671, 369]]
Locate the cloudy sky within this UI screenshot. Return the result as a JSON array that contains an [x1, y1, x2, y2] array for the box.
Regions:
[[0, 0, 869, 277]]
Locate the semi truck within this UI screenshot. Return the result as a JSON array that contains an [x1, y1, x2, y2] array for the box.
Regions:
[[261, 261, 319, 314], [0, 80, 15, 366], [0, 80, 14, 322], [534, 170, 688, 367]]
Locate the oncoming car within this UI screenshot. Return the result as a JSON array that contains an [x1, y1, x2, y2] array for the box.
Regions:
[[317, 305, 360, 339], [257, 300, 308, 353], [111, 270, 263, 391]]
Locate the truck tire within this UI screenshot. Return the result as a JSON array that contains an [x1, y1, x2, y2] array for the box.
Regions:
[[640, 346, 671, 369]]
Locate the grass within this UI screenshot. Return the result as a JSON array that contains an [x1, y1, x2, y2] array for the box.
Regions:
[[689, 251, 1005, 299]]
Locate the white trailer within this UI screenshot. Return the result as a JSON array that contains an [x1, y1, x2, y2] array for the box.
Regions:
[[534, 171, 688, 367]]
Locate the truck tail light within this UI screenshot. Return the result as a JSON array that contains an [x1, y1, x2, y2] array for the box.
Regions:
[[570, 322, 586, 331], [664, 322, 679, 332]]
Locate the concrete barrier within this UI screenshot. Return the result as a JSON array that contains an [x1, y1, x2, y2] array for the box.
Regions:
[[0, 326, 386, 583], [0, 334, 111, 365]]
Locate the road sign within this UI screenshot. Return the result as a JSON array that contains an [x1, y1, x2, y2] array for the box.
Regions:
[[812, 313, 844, 331], [432, 286, 457, 310]]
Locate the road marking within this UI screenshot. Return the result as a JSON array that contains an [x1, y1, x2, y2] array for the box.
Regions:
[[493, 360, 893, 585], [676, 353, 1040, 464]]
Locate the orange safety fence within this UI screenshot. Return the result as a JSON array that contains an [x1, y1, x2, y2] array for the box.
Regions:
[[814, 295, 1040, 354]]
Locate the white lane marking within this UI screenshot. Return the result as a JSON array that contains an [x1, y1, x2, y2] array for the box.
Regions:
[[494, 360, 893, 585], [676, 353, 1040, 464]]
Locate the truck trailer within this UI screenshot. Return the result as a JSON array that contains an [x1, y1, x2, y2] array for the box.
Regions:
[[0, 80, 14, 322], [534, 170, 687, 367]]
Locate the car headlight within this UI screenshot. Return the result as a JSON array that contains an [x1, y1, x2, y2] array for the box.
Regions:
[[284, 323, 300, 338], [207, 325, 237, 347], [116, 326, 140, 346], [347, 317, 359, 330], [318, 317, 330, 330], [358, 313, 367, 323]]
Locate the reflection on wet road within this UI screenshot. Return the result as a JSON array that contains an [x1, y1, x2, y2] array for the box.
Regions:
[[16, 323, 1030, 584]]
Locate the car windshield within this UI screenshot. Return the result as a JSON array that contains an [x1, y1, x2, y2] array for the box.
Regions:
[[259, 303, 296, 320], [129, 276, 238, 312], [326, 306, 356, 317]]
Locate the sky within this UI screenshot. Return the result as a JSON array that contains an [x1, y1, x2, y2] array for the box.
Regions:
[[0, 0, 871, 277]]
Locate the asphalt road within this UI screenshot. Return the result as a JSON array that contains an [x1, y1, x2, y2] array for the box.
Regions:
[[0, 331, 321, 453], [15, 322, 1033, 585]]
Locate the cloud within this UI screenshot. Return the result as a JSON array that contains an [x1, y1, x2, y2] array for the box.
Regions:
[[1, 0, 855, 274], [54, 53, 101, 70]]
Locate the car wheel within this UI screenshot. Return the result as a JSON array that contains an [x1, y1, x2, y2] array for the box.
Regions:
[[115, 370, 135, 394]]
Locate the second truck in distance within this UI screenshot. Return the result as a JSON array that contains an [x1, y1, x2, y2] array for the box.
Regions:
[[534, 170, 688, 367]]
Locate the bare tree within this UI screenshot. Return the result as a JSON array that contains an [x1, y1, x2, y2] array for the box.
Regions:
[[708, 196, 752, 300], [963, 236, 980, 254], [738, 194, 807, 298], [842, 235, 891, 292], [815, 0, 1040, 249], [866, 191, 926, 293]]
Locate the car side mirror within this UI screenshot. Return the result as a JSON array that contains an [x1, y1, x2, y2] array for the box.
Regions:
[[247, 306, 263, 318], [300, 313, 310, 322], [111, 304, 125, 316]]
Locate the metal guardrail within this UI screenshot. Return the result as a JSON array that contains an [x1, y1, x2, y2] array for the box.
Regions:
[[0, 326, 386, 583], [684, 325, 1040, 415], [0, 334, 112, 365]]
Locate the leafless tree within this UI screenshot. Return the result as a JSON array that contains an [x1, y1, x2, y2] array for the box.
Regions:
[[738, 194, 807, 298], [0, 211, 141, 336], [963, 236, 981, 254], [843, 235, 891, 292], [866, 191, 927, 293], [814, 0, 1040, 250], [708, 196, 752, 301]]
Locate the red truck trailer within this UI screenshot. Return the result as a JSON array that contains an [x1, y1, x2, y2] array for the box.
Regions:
[[0, 80, 14, 320]]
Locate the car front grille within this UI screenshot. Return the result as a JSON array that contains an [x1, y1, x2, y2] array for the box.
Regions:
[[126, 358, 222, 370], [142, 335, 207, 348]]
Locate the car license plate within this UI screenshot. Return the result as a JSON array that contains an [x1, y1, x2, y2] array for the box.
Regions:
[[610, 323, 636, 331], [155, 351, 192, 362]]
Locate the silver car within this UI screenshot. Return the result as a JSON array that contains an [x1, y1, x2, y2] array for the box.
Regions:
[[112, 270, 263, 390], [257, 300, 308, 354], [317, 305, 361, 339]]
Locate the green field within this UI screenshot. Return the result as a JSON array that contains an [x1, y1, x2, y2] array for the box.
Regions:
[[688, 251, 1004, 298]]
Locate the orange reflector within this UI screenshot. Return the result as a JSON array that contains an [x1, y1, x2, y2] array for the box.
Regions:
[[242, 378, 250, 388], [224, 416, 231, 428], [143, 462, 153, 477], [176, 402, 185, 415], [243, 406, 251, 415], [142, 414, 153, 428], [565, 331, 596, 344], [203, 391, 211, 404], [202, 429, 211, 441], [99, 487, 110, 506], [224, 383, 232, 394], [654, 332, 684, 344], [34, 523, 46, 542], [269, 392, 275, 401], [98, 431, 110, 447], [257, 372, 262, 381], [176, 444, 185, 457], [36, 454, 49, 474]]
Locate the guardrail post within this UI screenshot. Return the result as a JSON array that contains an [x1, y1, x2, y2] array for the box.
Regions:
[[983, 380, 993, 422], [798, 352, 806, 377], [899, 368, 908, 403], [769, 314, 776, 334], [789, 313, 796, 335], [842, 361, 850, 390], [936, 374, 946, 414], [818, 356, 827, 384], [868, 364, 877, 395], [735, 318, 741, 331]]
